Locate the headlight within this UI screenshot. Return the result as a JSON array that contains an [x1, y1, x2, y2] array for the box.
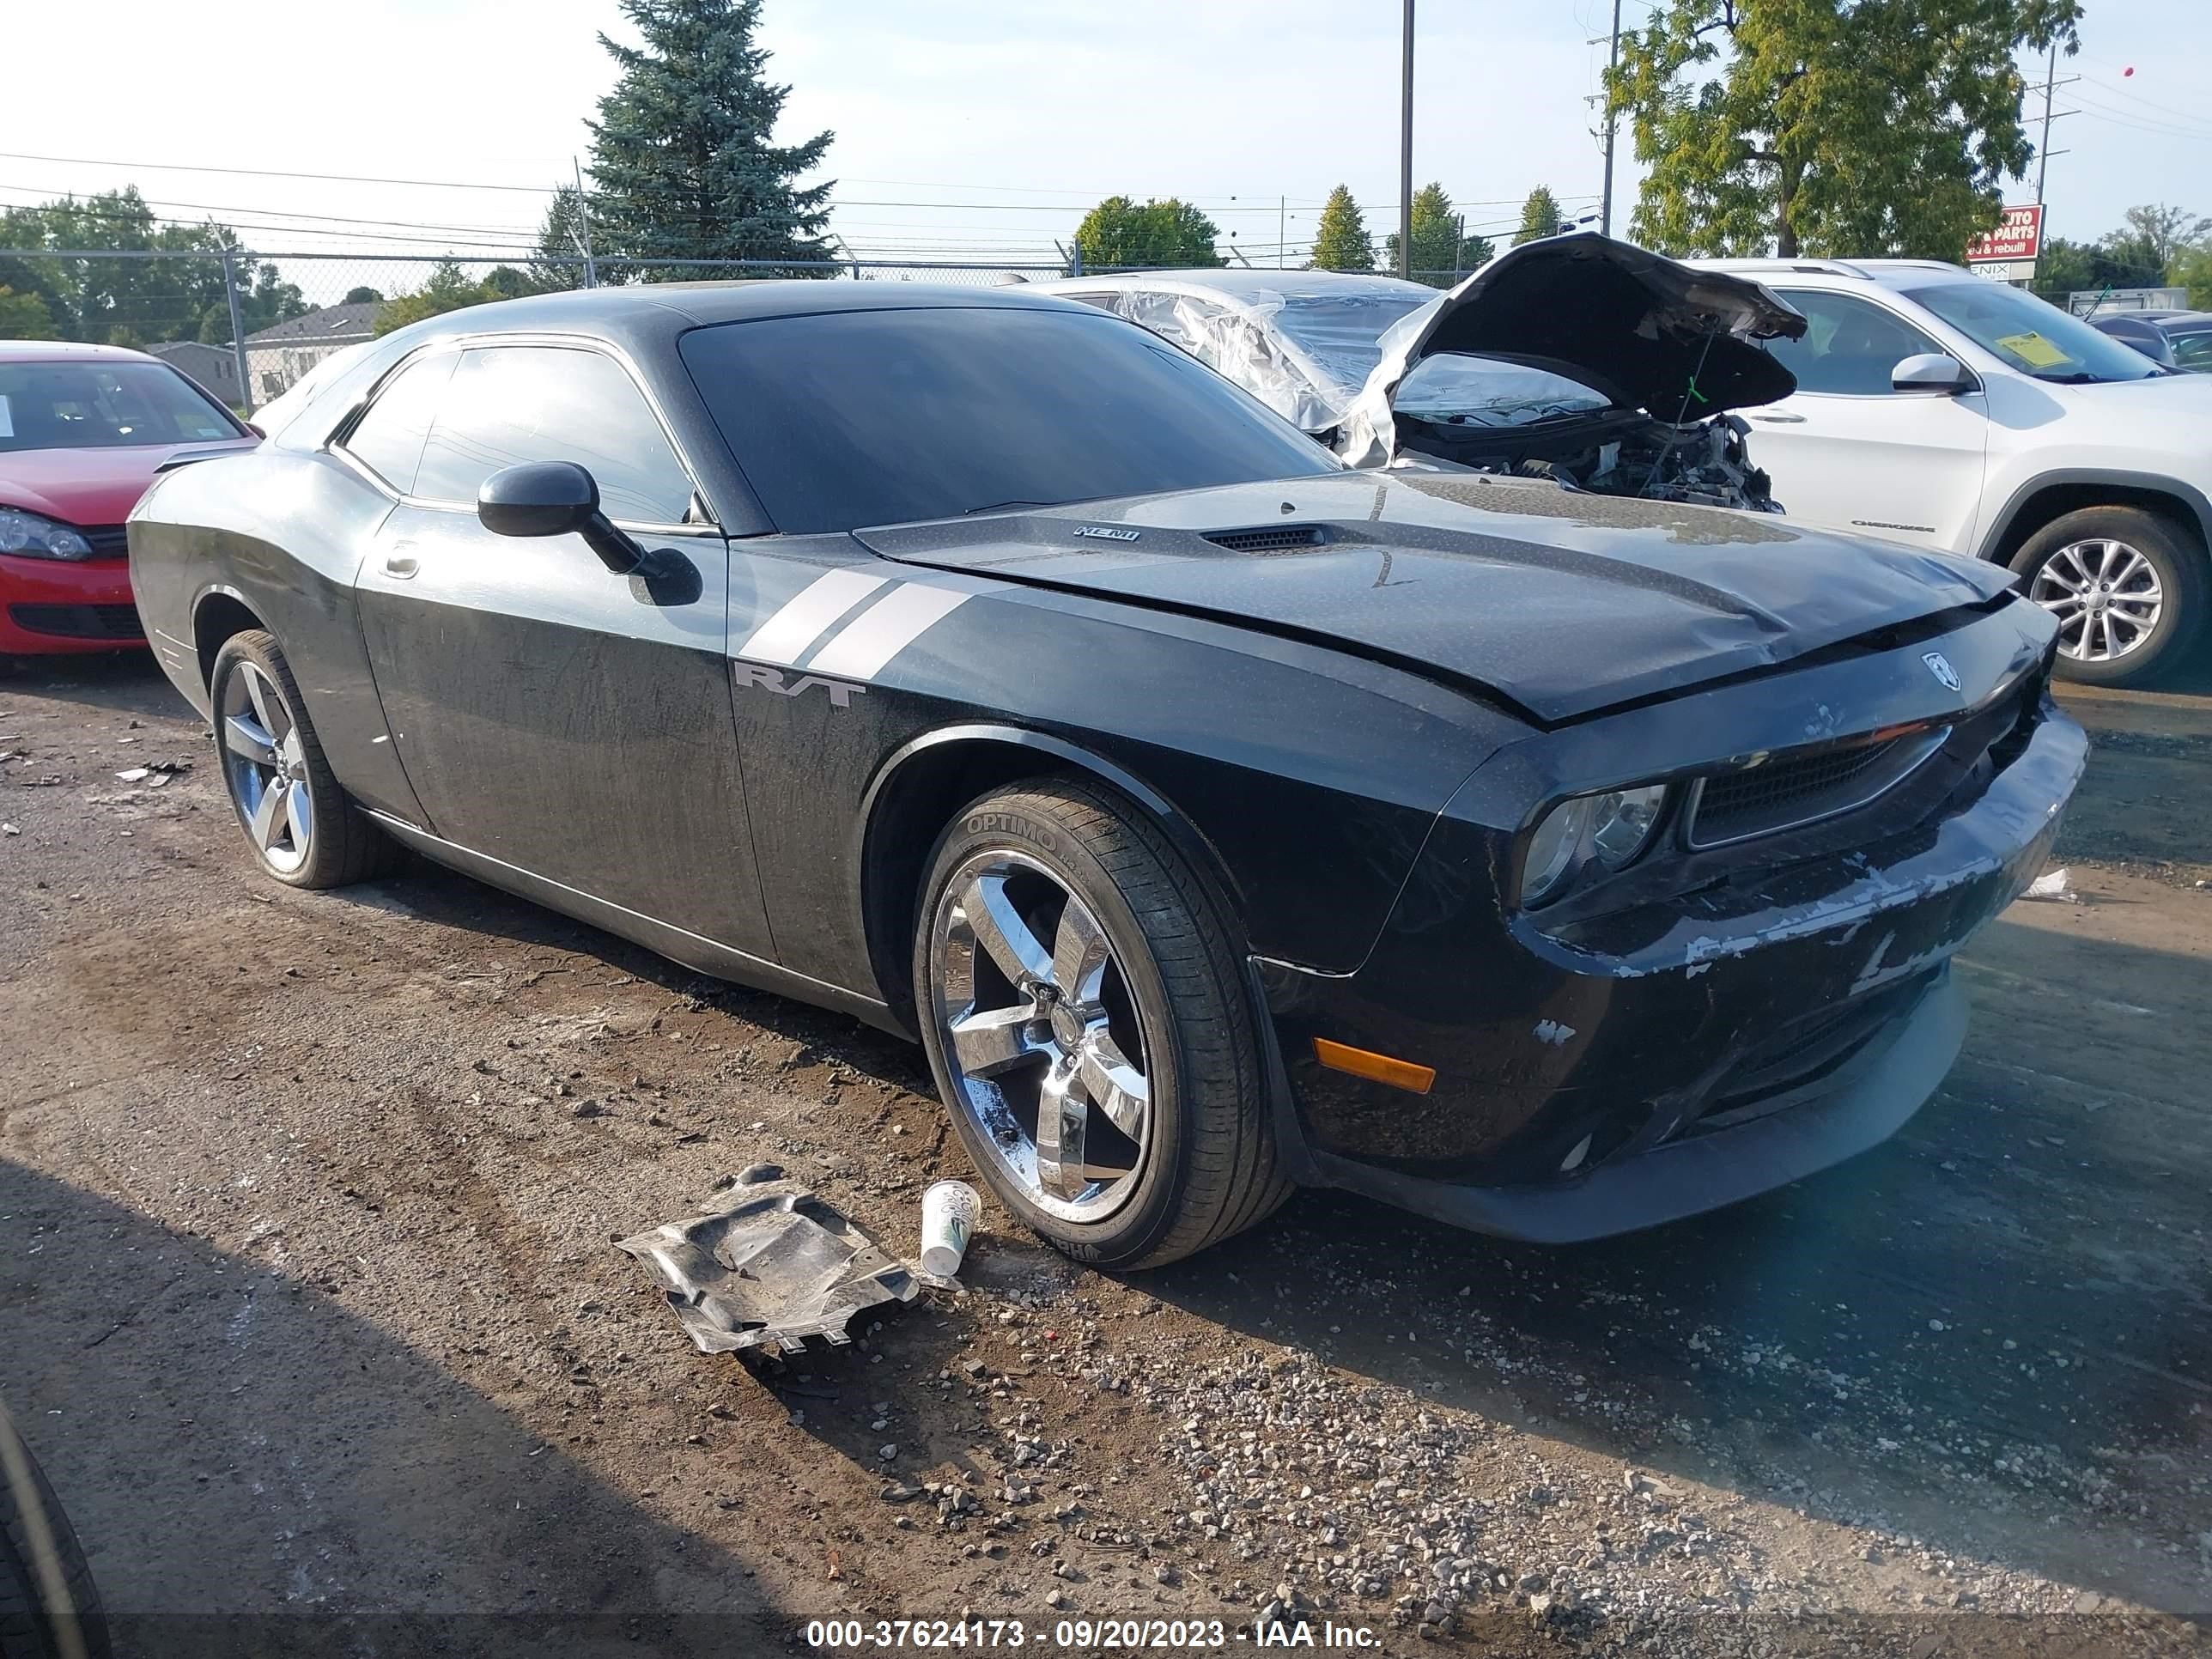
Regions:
[[1520, 783, 1670, 905], [1588, 784, 1667, 866], [0, 507, 94, 560]]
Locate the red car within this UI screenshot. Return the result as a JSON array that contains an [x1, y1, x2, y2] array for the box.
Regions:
[[1, 340, 256, 656]]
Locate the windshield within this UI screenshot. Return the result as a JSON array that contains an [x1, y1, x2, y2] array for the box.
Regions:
[[683, 306, 1340, 535], [1267, 291, 1434, 394], [1903, 282, 2164, 384], [0, 360, 243, 453], [1394, 354, 1613, 425]]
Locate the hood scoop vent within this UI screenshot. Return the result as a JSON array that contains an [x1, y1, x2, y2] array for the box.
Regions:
[[1203, 524, 1334, 555]]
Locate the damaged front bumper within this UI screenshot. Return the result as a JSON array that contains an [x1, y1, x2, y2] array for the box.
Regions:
[[1258, 630, 2087, 1243]]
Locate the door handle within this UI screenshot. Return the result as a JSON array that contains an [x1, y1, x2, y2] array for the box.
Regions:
[[383, 551, 419, 578], [1747, 411, 1807, 424]]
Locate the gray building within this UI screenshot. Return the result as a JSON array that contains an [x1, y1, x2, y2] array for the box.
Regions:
[[148, 340, 245, 408], [243, 301, 377, 403]]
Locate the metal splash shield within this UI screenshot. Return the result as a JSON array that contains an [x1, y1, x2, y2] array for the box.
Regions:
[[617, 1165, 919, 1357]]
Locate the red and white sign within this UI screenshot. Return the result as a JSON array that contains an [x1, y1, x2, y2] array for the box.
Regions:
[[1967, 204, 2044, 266]]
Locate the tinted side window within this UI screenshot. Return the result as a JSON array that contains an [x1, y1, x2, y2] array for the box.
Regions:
[[1765, 291, 1941, 395], [411, 346, 696, 523], [340, 351, 456, 492]]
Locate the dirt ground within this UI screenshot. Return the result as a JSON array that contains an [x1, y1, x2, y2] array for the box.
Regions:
[[3, 651, 2209, 1658]]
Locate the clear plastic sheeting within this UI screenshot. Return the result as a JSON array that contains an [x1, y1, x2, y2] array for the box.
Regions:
[[1083, 284, 1360, 434]]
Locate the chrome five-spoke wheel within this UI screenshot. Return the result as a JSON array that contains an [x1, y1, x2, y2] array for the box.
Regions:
[[929, 850, 1152, 1223], [219, 659, 313, 874], [2029, 537, 2163, 665]]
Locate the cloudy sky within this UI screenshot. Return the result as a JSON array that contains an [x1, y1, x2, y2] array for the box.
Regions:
[[6, 0, 2208, 291]]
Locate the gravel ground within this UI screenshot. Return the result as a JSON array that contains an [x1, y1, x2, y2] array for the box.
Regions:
[[2, 653, 2209, 1658]]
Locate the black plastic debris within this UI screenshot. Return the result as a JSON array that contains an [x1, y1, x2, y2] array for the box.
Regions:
[[616, 1164, 917, 1357]]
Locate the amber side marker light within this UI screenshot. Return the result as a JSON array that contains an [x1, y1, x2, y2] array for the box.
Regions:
[[1312, 1037, 1436, 1095]]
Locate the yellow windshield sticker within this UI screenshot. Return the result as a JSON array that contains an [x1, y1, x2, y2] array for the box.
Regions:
[[1995, 331, 2069, 369]]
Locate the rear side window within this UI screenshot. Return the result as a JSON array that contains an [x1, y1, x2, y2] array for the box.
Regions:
[[410, 345, 697, 523], [682, 306, 1336, 535], [341, 351, 456, 493], [1764, 291, 1941, 395]]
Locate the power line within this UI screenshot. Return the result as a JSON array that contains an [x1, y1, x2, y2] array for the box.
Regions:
[[0, 181, 546, 241]]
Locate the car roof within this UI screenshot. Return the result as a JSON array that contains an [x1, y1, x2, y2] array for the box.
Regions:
[[388, 278, 1095, 337], [1036, 268, 1439, 307], [1687, 257, 1975, 291], [0, 339, 163, 365]]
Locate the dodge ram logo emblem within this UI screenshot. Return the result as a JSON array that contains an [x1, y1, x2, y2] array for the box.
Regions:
[[1922, 652, 1961, 692]]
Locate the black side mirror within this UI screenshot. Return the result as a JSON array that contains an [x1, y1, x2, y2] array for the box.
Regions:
[[477, 460, 650, 574]]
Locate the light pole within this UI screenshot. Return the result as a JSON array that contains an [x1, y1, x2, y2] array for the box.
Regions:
[[1600, 0, 1621, 237], [1398, 0, 1414, 279]]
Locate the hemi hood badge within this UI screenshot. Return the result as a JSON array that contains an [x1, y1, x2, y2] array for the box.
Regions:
[[1073, 525, 1141, 542]]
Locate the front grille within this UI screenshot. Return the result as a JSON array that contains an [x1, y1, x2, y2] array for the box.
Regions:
[[1688, 727, 1946, 848], [80, 525, 129, 556], [9, 603, 145, 641], [1203, 525, 1330, 554]]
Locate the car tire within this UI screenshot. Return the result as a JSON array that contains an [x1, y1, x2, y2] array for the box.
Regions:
[[0, 1402, 112, 1659], [209, 630, 396, 889], [913, 778, 1291, 1270], [2008, 506, 2208, 687]]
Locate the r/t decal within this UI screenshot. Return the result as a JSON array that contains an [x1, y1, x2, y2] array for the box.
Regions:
[[733, 662, 867, 708]]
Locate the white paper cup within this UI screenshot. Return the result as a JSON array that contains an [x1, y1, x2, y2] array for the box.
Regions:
[[919, 1180, 981, 1279]]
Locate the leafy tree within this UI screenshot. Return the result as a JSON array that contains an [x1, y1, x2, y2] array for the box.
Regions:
[[374, 259, 495, 336], [1073, 197, 1223, 270], [586, 0, 835, 276], [1512, 186, 1564, 245], [1606, 0, 2082, 258], [2105, 204, 2209, 283], [0, 286, 56, 339], [0, 188, 306, 346], [2174, 245, 2212, 313], [1307, 185, 1375, 272], [1382, 183, 1489, 289], [372, 261, 553, 336], [343, 285, 385, 305]]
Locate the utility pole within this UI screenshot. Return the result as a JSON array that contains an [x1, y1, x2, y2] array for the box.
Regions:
[[1279, 196, 1285, 269], [1398, 0, 1414, 279], [1600, 0, 1622, 237], [571, 156, 599, 289], [2029, 44, 2077, 291], [2033, 44, 2077, 205]]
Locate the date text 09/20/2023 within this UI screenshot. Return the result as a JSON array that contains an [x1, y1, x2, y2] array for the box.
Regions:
[[804, 1617, 1384, 1648]]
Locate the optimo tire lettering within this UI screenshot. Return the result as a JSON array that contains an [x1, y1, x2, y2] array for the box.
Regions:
[[963, 811, 1059, 854]]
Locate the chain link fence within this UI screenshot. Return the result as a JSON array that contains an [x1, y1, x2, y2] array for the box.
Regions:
[[0, 246, 1488, 415]]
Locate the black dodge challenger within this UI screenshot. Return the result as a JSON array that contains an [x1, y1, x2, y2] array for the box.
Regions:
[[129, 282, 2085, 1268]]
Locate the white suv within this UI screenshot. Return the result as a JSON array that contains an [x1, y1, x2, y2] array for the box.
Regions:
[[1697, 257, 2212, 686]]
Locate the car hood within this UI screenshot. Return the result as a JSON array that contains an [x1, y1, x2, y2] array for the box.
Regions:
[[855, 471, 2014, 724], [0, 440, 257, 526], [1337, 234, 1808, 467]]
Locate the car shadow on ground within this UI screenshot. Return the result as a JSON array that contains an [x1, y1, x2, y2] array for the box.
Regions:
[[0, 1158, 805, 1658], [1137, 916, 2212, 1615]]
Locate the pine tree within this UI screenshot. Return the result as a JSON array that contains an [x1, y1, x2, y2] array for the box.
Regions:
[[586, 0, 835, 276], [1382, 183, 1469, 289], [1308, 185, 1375, 272], [1512, 186, 1563, 246]]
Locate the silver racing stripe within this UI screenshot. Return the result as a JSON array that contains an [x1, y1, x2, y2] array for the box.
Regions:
[[735, 568, 888, 665], [803, 584, 973, 679]]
